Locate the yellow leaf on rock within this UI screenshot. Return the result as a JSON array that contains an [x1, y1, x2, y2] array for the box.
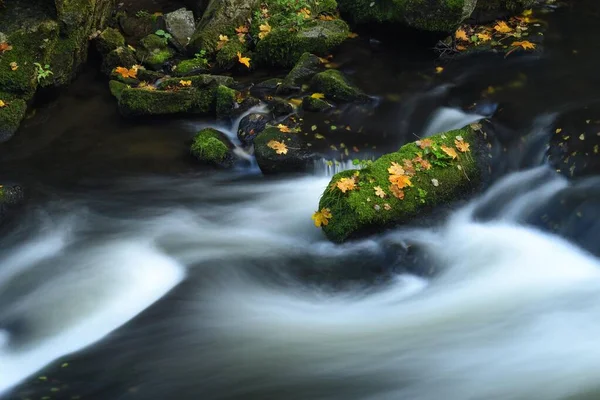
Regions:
[[237, 51, 251, 68], [312, 208, 332, 227], [311, 93, 325, 99], [217, 34, 229, 50], [455, 139, 470, 152], [179, 80, 192, 87], [512, 40, 536, 50], [267, 140, 288, 154], [455, 28, 469, 41], [374, 186, 386, 198], [417, 138, 433, 149], [494, 21, 513, 34], [441, 145, 458, 159], [235, 25, 249, 34], [0, 100, 6, 108], [259, 22, 272, 40], [477, 32, 492, 42], [114, 66, 137, 79], [387, 162, 405, 176], [277, 124, 291, 133], [336, 177, 357, 193]]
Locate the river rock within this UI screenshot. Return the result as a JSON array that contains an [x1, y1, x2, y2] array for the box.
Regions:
[[316, 126, 485, 242], [188, 0, 260, 54], [165, 8, 196, 48], [101, 46, 139, 75], [238, 113, 272, 146], [337, 0, 477, 32], [138, 34, 175, 70], [302, 96, 333, 112], [256, 19, 349, 68], [277, 53, 323, 95], [254, 126, 314, 174], [118, 86, 215, 116], [310, 70, 369, 103], [190, 128, 235, 167], [0, 95, 27, 143], [0, 185, 24, 221], [215, 85, 238, 119], [95, 27, 126, 56]]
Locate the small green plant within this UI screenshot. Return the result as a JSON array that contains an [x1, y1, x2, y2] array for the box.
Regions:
[[155, 29, 172, 44], [136, 10, 151, 18], [33, 63, 53, 82], [194, 49, 207, 61]]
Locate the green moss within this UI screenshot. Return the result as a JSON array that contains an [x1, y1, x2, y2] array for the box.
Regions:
[[118, 86, 215, 116], [138, 34, 174, 69], [318, 127, 481, 242], [254, 126, 311, 174], [215, 40, 247, 70], [136, 68, 164, 82], [45, 26, 88, 87], [215, 85, 237, 118], [173, 59, 209, 76], [255, 19, 349, 67], [157, 74, 235, 90], [302, 96, 332, 111], [0, 93, 27, 142], [310, 69, 367, 103], [108, 80, 127, 100], [96, 27, 126, 55], [190, 128, 231, 165], [101, 46, 138, 75], [475, 0, 534, 12]]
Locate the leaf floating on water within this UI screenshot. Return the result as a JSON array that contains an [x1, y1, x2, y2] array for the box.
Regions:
[[579, 134, 585, 140], [312, 208, 332, 227], [277, 124, 291, 133], [336, 177, 357, 193], [455, 28, 469, 41], [494, 21, 513, 34], [314, 133, 325, 139], [511, 40, 536, 50], [267, 140, 288, 154], [311, 125, 317, 131]]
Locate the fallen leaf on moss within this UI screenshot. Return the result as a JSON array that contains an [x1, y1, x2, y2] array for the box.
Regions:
[[389, 185, 405, 199], [384, 203, 392, 210], [179, 80, 192, 87], [235, 25, 249, 34], [511, 40, 536, 50], [312, 208, 332, 227], [455, 139, 470, 152], [403, 159, 416, 176], [374, 186, 386, 198], [494, 21, 512, 34], [388, 162, 405, 176], [0, 42, 12, 53], [441, 145, 458, 159], [259, 23, 272, 40], [318, 15, 335, 21], [298, 7, 311, 18], [311, 93, 325, 99], [0, 100, 6, 108], [9, 61, 18, 71], [417, 138, 433, 149], [413, 155, 432, 170], [477, 32, 492, 42], [455, 29, 468, 41], [217, 34, 229, 50], [277, 124, 291, 133], [237, 52, 251, 68], [114, 66, 137, 79], [389, 174, 412, 189], [336, 177, 357, 193], [267, 140, 288, 154]]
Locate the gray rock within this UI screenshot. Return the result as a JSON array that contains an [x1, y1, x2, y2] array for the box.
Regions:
[[165, 8, 196, 48], [238, 113, 272, 146], [277, 53, 322, 95]]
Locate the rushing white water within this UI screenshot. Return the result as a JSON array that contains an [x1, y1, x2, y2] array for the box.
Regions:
[[422, 107, 484, 137]]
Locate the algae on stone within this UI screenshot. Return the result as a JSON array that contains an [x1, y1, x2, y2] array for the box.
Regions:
[[317, 127, 482, 242], [277, 52, 322, 94], [118, 86, 215, 116], [190, 127, 233, 166], [310, 69, 368, 103], [215, 84, 237, 118]]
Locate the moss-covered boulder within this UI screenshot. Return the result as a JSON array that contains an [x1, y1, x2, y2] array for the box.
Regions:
[[0, 95, 27, 142], [117, 12, 161, 43], [215, 84, 237, 119], [337, 0, 477, 32], [188, 0, 260, 54], [138, 34, 175, 70], [255, 19, 349, 68], [108, 80, 127, 101], [277, 52, 322, 94], [190, 128, 235, 167], [101, 46, 138, 75], [118, 86, 215, 116], [172, 58, 209, 76], [157, 74, 235, 90], [215, 40, 247, 70], [317, 127, 483, 242], [254, 126, 315, 174], [96, 27, 126, 56], [310, 69, 368, 103], [302, 95, 333, 112], [238, 113, 271, 146]]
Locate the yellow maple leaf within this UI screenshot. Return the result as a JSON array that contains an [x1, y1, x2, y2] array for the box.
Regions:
[[310, 93, 325, 99], [318, 15, 335, 21], [179, 80, 192, 87], [0, 100, 6, 108], [383, 203, 392, 210], [388, 162, 405, 176], [441, 145, 458, 159], [389, 184, 405, 200], [114, 66, 137, 79], [267, 140, 288, 154], [374, 186, 386, 198], [217, 34, 229, 50], [235, 25, 249, 34], [277, 124, 291, 133], [435, 66, 444, 74], [417, 138, 433, 149], [455, 28, 468, 41], [389, 174, 412, 189], [237, 51, 251, 68], [336, 177, 357, 193], [9, 61, 18, 71], [312, 208, 332, 227], [455, 139, 470, 152], [512, 40, 536, 50], [522, 9, 533, 17], [477, 32, 492, 42], [494, 21, 513, 34], [258, 23, 272, 40], [298, 7, 311, 18]]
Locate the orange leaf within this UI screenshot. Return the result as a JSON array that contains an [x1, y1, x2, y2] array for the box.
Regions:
[[389, 174, 412, 189], [237, 51, 251, 68], [258, 22, 272, 40], [336, 177, 357, 193], [318, 15, 335, 21], [277, 124, 291, 133], [417, 138, 433, 149], [347, 32, 359, 39], [374, 186, 386, 198], [441, 145, 458, 159], [114, 66, 137, 79], [494, 21, 513, 34], [0, 42, 12, 53], [267, 140, 288, 154], [389, 185, 405, 200], [312, 208, 332, 227], [413, 155, 432, 170], [403, 159, 416, 176], [387, 161, 405, 176], [455, 139, 470, 152], [235, 25, 249, 34], [298, 7, 311, 19], [455, 28, 468, 41], [511, 40, 536, 50]]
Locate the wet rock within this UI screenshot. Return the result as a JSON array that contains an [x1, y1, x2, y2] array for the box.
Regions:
[[172, 58, 210, 76], [254, 126, 315, 174], [101, 46, 138, 75], [138, 34, 175, 70], [215, 85, 237, 119], [472, 0, 535, 22], [238, 113, 272, 146], [317, 126, 485, 242], [269, 98, 294, 116], [188, 0, 260, 54], [118, 86, 215, 116], [118, 13, 161, 43], [302, 96, 333, 112], [157, 74, 235, 89], [215, 41, 246, 70], [256, 19, 349, 68], [165, 8, 196, 48], [310, 69, 369, 103], [0, 185, 24, 221], [0, 95, 27, 143], [95, 27, 126, 56], [277, 53, 322, 95], [254, 78, 282, 92], [337, 0, 477, 32], [136, 68, 164, 83], [190, 128, 235, 167], [108, 80, 127, 101]]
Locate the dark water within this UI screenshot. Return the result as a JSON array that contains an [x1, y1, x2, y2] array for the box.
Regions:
[[1, 1, 600, 399]]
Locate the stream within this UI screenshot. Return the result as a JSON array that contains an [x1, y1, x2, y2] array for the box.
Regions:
[[1, 1, 600, 399]]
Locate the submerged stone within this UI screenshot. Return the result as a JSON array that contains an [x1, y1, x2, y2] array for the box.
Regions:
[[317, 127, 484, 242], [190, 127, 235, 167]]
